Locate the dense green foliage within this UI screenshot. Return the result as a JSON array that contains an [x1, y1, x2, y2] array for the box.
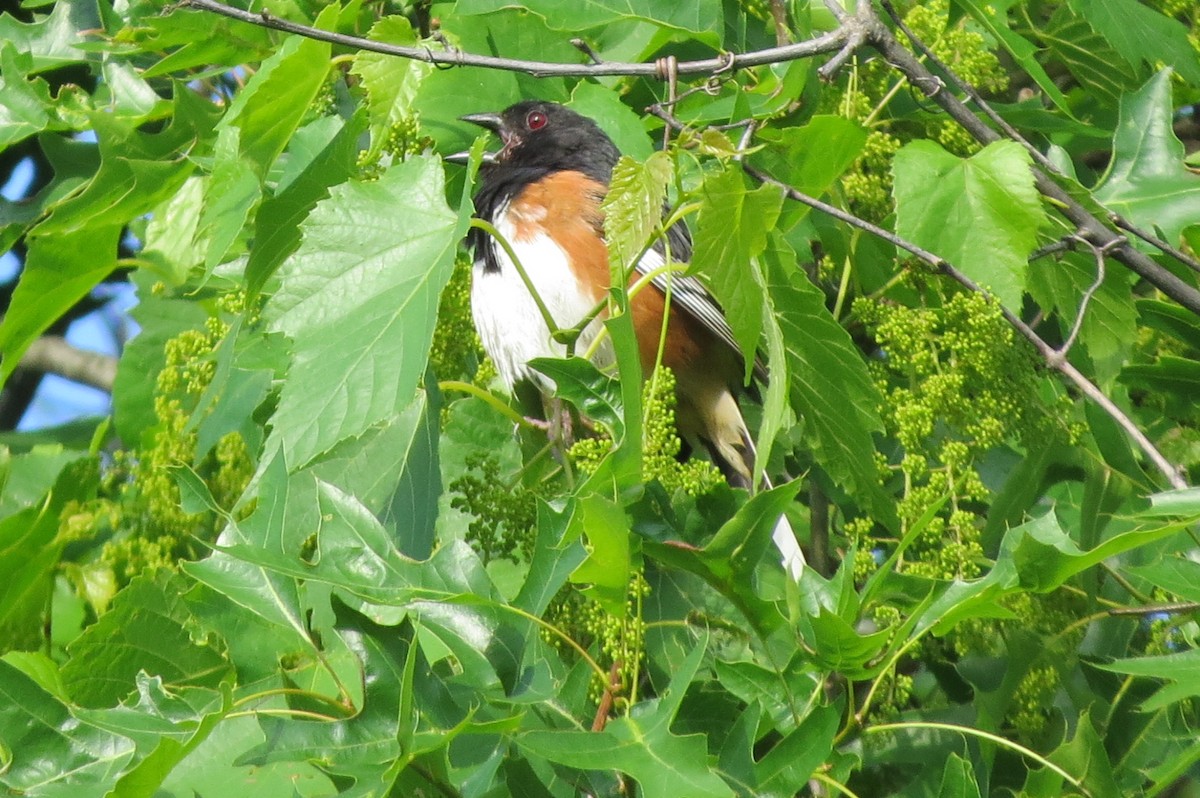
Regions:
[[1, 0, 1200, 795]]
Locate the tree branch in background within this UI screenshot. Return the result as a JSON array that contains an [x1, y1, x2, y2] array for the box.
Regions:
[[17, 335, 118, 393]]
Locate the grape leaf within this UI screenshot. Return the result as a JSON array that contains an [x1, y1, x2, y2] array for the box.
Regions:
[[893, 139, 1045, 310]]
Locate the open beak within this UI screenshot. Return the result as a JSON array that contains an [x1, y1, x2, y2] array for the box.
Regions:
[[446, 111, 506, 166]]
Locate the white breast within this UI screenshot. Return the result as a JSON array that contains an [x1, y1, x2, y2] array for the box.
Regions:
[[472, 206, 610, 391]]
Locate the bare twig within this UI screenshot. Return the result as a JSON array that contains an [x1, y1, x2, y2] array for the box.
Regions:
[[769, 0, 791, 46], [1108, 602, 1200, 617], [182, 0, 849, 78], [570, 38, 603, 65], [1051, 236, 1112, 364], [17, 336, 118, 393]]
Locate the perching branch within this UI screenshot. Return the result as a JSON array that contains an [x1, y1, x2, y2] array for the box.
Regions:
[[180, 0, 851, 78], [17, 335, 118, 393]]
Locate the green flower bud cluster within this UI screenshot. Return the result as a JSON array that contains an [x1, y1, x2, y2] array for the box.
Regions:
[[546, 570, 653, 707], [59, 295, 257, 600], [642, 369, 724, 496], [357, 115, 434, 179], [854, 291, 1054, 580], [1010, 665, 1058, 741], [569, 367, 722, 496], [903, 0, 1008, 94], [430, 252, 485, 383], [842, 131, 901, 222], [449, 453, 537, 564], [947, 590, 1086, 737]]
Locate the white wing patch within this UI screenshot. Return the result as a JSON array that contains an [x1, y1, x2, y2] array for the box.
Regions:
[[472, 205, 610, 391]]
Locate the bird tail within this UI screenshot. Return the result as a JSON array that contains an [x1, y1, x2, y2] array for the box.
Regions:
[[702, 392, 806, 580]]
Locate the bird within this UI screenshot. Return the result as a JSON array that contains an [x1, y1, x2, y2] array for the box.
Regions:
[[457, 100, 805, 579]]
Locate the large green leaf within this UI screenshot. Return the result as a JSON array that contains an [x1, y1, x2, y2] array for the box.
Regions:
[[692, 167, 784, 382], [0, 0, 97, 72], [263, 156, 460, 469], [893, 139, 1046, 310], [0, 660, 136, 796], [1094, 70, 1200, 248], [59, 571, 232, 708], [763, 256, 891, 524]]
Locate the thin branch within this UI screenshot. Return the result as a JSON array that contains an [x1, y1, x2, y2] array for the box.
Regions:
[[182, 0, 849, 78], [860, 1, 1200, 317], [1110, 214, 1200, 276], [17, 336, 118, 393], [1108, 602, 1200, 617], [735, 160, 1187, 490], [1051, 235, 1111, 364]]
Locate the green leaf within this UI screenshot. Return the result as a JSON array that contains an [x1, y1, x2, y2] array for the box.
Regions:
[[0, 502, 63, 652], [350, 16, 432, 160], [569, 493, 631, 617], [1037, 5, 1141, 107], [246, 114, 364, 295], [568, 82, 655, 162], [1026, 250, 1137, 381], [893, 139, 1045, 309], [692, 167, 784, 381], [1066, 0, 1200, 84], [921, 511, 1186, 635], [0, 225, 118, 389], [215, 8, 333, 175], [0, 0, 97, 72], [937, 753, 983, 798], [1141, 486, 1200, 518], [603, 151, 673, 273], [517, 639, 733, 798], [263, 156, 460, 469], [1094, 70, 1200, 249], [1046, 710, 1122, 798], [0, 660, 135, 795], [1124, 557, 1200, 603], [763, 256, 892, 525], [756, 704, 841, 794], [198, 127, 262, 274], [60, 571, 232, 708], [531, 356, 624, 437], [956, 0, 1073, 115], [0, 44, 53, 150], [751, 115, 868, 203]]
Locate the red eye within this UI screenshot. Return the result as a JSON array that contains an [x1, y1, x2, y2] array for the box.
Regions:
[[526, 110, 548, 130]]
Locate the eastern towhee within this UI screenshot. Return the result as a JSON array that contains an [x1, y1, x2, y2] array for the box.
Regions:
[[457, 100, 805, 578]]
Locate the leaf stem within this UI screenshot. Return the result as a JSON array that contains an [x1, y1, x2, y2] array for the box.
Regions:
[[438, 380, 535, 430], [862, 721, 1090, 796]]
